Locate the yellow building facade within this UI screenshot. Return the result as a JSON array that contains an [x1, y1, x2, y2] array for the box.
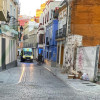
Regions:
[[0, 0, 7, 21], [34, 3, 46, 23]]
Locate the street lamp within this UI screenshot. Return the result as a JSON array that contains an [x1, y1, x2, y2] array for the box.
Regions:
[[18, 26, 23, 41], [7, 11, 11, 23], [20, 26, 23, 33]]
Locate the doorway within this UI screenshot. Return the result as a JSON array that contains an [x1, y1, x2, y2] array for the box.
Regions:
[[2, 38, 6, 70], [60, 45, 64, 67], [57, 46, 60, 63]]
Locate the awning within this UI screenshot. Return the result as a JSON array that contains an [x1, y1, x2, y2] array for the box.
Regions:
[[10, 29, 18, 35], [1, 25, 10, 33]]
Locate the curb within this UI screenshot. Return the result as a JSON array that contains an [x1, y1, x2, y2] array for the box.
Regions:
[[43, 65, 100, 95]]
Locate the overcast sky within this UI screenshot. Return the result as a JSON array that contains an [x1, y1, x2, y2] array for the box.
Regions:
[[19, 0, 61, 17], [19, 0, 48, 17]]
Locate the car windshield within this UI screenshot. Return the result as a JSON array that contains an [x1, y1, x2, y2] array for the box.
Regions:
[[24, 51, 32, 56]]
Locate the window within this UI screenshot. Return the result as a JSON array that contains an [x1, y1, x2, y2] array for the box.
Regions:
[[63, 9, 67, 16], [14, 9, 16, 18], [47, 12, 49, 22], [24, 51, 32, 56], [39, 34, 44, 44], [49, 52, 51, 59], [10, 5, 12, 16], [45, 15, 46, 24], [43, 17, 44, 25], [46, 37, 48, 44], [51, 12, 52, 20]]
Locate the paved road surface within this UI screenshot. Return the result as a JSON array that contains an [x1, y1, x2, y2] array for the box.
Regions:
[[0, 61, 99, 100]]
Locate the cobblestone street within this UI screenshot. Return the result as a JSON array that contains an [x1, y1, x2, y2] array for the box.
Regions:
[[0, 61, 99, 100]]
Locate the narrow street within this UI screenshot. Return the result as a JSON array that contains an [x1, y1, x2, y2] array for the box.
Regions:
[[0, 61, 99, 100]]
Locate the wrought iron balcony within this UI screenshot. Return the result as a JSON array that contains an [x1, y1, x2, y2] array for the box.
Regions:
[[9, 17, 18, 31], [56, 26, 66, 40]]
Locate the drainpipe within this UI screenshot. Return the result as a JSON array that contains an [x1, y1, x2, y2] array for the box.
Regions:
[[66, 0, 69, 37], [94, 45, 99, 82]]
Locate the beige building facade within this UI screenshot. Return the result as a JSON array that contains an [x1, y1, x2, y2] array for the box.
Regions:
[[0, 0, 19, 70], [0, 0, 7, 21], [23, 20, 39, 59], [56, 1, 67, 67]]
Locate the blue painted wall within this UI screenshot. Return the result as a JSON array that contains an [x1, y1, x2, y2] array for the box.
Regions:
[[38, 48, 43, 55], [45, 19, 58, 62]]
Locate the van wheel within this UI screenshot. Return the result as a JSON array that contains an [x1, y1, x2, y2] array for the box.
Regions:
[[30, 60, 33, 63], [21, 58, 23, 62]]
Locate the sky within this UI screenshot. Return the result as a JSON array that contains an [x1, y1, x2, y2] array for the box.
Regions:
[[19, 0, 62, 17], [19, 0, 48, 17]]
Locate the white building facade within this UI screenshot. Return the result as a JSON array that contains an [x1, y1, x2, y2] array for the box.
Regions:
[[0, 0, 19, 70]]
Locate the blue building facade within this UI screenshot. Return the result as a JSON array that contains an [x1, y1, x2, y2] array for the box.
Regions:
[[38, 48, 43, 55], [44, 19, 58, 62]]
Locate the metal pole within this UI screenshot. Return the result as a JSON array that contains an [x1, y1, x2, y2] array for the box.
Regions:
[[66, 0, 69, 36]]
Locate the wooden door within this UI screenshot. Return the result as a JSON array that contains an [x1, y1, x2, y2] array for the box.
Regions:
[[57, 46, 60, 63], [60, 45, 64, 66]]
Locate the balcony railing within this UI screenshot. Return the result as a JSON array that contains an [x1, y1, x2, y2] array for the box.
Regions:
[[56, 25, 66, 39], [9, 17, 18, 31]]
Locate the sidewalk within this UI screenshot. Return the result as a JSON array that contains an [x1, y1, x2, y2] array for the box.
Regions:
[[43, 64, 100, 94], [0, 67, 22, 85]]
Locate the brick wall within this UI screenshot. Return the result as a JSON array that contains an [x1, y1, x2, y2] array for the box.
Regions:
[[71, 0, 100, 46]]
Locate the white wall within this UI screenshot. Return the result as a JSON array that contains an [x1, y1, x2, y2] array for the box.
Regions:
[[0, 36, 1, 67], [64, 35, 82, 68], [43, 1, 61, 27], [76, 46, 97, 81], [6, 38, 16, 64], [0, 35, 17, 67]]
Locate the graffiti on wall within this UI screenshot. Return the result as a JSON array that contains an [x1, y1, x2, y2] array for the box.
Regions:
[[65, 46, 74, 69], [77, 48, 84, 70]]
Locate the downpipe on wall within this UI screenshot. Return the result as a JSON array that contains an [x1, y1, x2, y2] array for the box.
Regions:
[[94, 45, 100, 82]]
